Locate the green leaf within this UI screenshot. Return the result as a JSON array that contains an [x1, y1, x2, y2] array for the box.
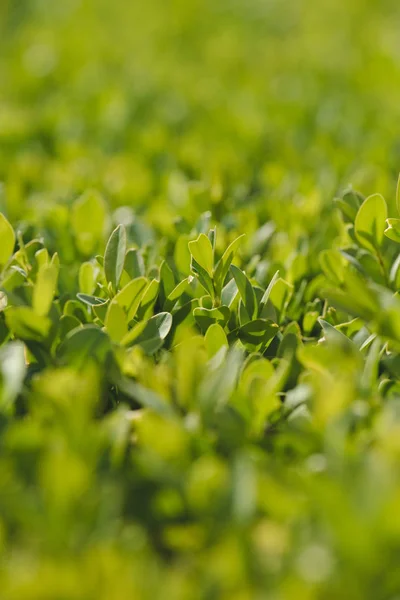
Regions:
[[124, 248, 145, 279], [105, 300, 128, 343], [384, 218, 400, 243], [0, 342, 26, 416], [165, 276, 194, 310], [191, 257, 215, 299], [354, 193, 387, 253], [122, 312, 173, 354], [0, 213, 15, 269], [319, 318, 359, 351], [333, 188, 364, 223], [397, 173, 400, 217], [240, 357, 274, 392], [237, 319, 278, 350], [35, 247, 49, 270], [214, 234, 245, 295], [58, 325, 113, 367], [260, 270, 280, 308], [5, 306, 52, 341], [77, 293, 109, 307], [193, 305, 230, 332], [115, 375, 176, 417], [303, 311, 319, 335], [268, 278, 293, 322], [93, 302, 109, 324], [137, 279, 160, 320], [159, 260, 176, 307], [340, 269, 379, 318], [59, 315, 82, 340], [319, 249, 346, 284], [33, 264, 58, 316], [208, 227, 216, 250], [221, 278, 239, 307], [104, 225, 127, 292], [204, 323, 228, 359], [230, 265, 257, 320], [174, 235, 192, 275], [188, 233, 214, 276], [170, 299, 199, 335], [114, 277, 148, 321], [79, 261, 98, 295]]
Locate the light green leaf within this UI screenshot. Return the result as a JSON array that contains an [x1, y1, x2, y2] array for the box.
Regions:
[[221, 278, 239, 308], [214, 234, 245, 294], [165, 276, 193, 310], [268, 278, 293, 322], [0, 213, 15, 269], [114, 277, 148, 321], [5, 307, 52, 341], [319, 249, 346, 284], [79, 261, 98, 295], [204, 323, 228, 359], [188, 233, 214, 276], [240, 357, 274, 392], [230, 264, 257, 319], [35, 247, 49, 269], [384, 218, 400, 243], [190, 257, 215, 299], [354, 193, 387, 253], [105, 300, 128, 342], [33, 264, 58, 317], [104, 225, 127, 292], [137, 279, 160, 320], [174, 235, 192, 275], [319, 318, 359, 351], [115, 375, 176, 417], [159, 260, 176, 306], [260, 270, 280, 312]]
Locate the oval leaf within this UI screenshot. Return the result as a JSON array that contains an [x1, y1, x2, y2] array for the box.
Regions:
[[58, 325, 112, 367], [104, 225, 127, 292], [230, 264, 257, 320], [188, 233, 214, 276], [354, 193, 387, 253], [77, 293, 109, 307]]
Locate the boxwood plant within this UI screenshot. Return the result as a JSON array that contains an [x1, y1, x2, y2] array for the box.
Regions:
[[3, 1, 400, 598]]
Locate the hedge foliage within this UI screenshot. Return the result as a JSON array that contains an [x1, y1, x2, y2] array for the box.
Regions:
[[2, 1, 400, 598]]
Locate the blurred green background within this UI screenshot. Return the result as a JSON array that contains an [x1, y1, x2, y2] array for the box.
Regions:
[[2, 0, 400, 223]]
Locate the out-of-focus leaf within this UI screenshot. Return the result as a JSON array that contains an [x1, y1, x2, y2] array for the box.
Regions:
[[0, 213, 15, 269], [0, 342, 26, 415]]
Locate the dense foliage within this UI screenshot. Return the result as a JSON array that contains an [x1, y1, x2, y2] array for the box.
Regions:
[[2, 1, 400, 598]]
